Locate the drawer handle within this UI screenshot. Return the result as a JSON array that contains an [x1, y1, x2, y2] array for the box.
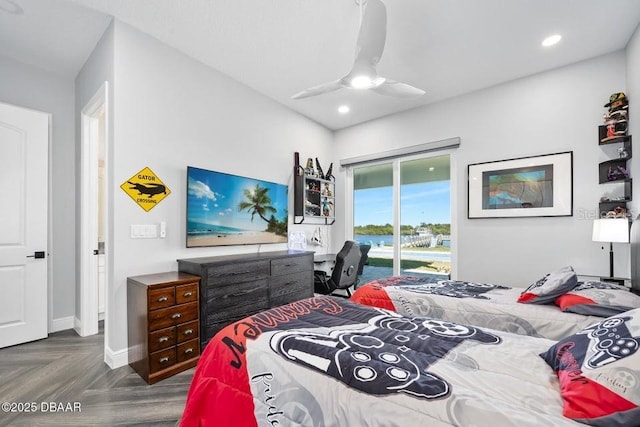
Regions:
[[184, 348, 194, 354], [183, 291, 193, 297], [184, 329, 193, 335], [159, 357, 170, 364], [172, 313, 182, 320], [158, 336, 169, 343], [158, 296, 169, 302]]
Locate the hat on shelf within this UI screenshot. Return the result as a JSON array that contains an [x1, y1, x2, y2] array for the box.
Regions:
[[604, 92, 628, 107], [604, 92, 629, 113]]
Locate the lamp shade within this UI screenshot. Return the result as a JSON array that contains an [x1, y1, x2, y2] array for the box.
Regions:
[[592, 218, 630, 243]]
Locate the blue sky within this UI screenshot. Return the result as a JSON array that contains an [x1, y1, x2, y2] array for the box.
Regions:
[[354, 181, 451, 226], [187, 167, 287, 231]]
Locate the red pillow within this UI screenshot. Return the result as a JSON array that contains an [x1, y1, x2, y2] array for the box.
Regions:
[[540, 308, 640, 426]]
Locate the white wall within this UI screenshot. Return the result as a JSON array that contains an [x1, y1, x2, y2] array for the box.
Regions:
[[0, 54, 76, 330], [104, 21, 333, 358], [626, 24, 640, 217], [333, 52, 628, 287]]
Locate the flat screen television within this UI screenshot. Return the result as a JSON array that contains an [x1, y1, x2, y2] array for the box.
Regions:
[[186, 166, 288, 247]]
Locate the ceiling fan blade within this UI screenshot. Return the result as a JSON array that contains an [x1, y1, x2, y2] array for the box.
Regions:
[[291, 80, 344, 99], [354, 0, 387, 67], [371, 79, 425, 98]]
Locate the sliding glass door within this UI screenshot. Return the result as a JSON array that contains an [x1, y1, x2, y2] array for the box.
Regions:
[[399, 155, 451, 279], [353, 163, 395, 280], [351, 154, 451, 282]]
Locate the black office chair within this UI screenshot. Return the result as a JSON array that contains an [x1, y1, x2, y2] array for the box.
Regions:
[[314, 241, 361, 297], [355, 244, 371, 288]]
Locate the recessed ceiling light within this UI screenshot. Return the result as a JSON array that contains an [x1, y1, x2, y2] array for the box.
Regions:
[[428, 167, 435, 172], [338, 105, 350, 114], [542, 34, 562, 47]]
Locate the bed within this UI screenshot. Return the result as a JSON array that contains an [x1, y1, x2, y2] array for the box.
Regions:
[[179, 295, 640, 426], [351, 273, 640, 340]]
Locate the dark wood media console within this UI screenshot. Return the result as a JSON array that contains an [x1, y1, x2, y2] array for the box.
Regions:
[[177, 250, 314, 349]]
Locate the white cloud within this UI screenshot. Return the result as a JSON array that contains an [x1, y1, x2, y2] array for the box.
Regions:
[[188, 177, 216, 201]]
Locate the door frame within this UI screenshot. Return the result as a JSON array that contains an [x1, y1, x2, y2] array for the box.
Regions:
[[78, 82, 109, 338], [46, 112, 53, 333], [345, 149, 458, 278]]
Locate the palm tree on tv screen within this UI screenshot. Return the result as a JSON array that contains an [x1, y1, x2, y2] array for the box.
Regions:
[[237, 184, 277, 225]]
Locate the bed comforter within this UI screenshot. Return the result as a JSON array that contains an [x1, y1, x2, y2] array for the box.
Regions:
[[350, 276, 602, 340], [180, 296, 582, 427]]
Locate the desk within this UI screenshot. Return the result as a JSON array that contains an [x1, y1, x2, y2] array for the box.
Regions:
[[314, 253, 336, 276]]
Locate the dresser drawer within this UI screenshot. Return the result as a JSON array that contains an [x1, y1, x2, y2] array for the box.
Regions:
[[270, 287, 314, 308], [207, 278, 269, 304], [177, 320, 199, 343], [269, 271, 313, 299], [176, 282, 198, 304], [149, 347, 176, 374], [148, 287, 175, 310], [148, 326, 176, 353], [148, 302, 198, 331], [176, 338, 200, 363], [271, 255, 312, 276], [206, 260, 269, 285], [205, 285, 268, 324]]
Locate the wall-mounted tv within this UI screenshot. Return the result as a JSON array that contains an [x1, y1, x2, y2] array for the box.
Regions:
[[186, 166, 288, 247]]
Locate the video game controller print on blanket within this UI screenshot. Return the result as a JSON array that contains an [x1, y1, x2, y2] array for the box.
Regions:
[[350, 275, 601, 340], [181, 296, 594, 426], [270, 312, 500, 399], [541, 308, 640, 426]]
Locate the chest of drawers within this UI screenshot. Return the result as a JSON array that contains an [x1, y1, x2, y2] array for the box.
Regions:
[[127, 271, 201, 384], [177, 250, 313, 349]]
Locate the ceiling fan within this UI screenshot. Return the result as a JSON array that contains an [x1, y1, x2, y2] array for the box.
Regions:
[[292, 0, 425, 100]]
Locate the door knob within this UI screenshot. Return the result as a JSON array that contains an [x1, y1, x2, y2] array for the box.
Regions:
[[26, 251, 45, 259]]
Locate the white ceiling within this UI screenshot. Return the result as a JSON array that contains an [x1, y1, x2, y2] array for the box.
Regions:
[[2, 0, 640, 130]]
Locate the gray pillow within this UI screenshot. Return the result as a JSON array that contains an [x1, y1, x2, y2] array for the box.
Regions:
[[517, 265, 577, 304], [555, 281, 640, 317]]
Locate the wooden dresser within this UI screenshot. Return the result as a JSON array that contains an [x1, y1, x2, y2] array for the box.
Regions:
[[127, 271, 201, 384], [177, 250, 314, 349]]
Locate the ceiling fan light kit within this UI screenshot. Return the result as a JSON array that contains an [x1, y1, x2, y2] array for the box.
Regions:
[[292, 0, 424, 100]]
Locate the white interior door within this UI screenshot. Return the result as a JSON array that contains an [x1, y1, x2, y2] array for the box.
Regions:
[[0, 101, 49, 349]]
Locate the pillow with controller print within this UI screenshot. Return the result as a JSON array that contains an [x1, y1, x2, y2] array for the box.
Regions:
[[555, 281, 640, 317], [517, 265, 578, 304], [540, 308, 640, 426]]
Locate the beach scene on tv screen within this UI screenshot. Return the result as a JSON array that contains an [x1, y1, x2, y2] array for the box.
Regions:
[[187, 167, 288, 247]]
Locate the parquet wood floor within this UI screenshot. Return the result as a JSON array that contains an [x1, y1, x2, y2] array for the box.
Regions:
[[0, 325, 193, 426]]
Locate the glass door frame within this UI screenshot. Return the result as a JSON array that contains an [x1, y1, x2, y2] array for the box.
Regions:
[[345, 149, 458, 278]]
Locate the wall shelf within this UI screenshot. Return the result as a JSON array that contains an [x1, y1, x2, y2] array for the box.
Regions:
[[294, 174, 336, 225], [597, 124, 632, 217]]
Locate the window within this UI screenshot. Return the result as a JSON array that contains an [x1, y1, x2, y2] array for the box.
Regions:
[[349, 153, 453, 282]]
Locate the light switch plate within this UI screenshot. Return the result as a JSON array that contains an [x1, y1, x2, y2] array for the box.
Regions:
[[130, 224, 158, 239]]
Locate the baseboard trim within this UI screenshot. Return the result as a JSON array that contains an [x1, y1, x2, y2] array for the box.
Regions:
[[50, 316, 74, 333], [104, 345, 128, 369], [73, 316, 82, 336]]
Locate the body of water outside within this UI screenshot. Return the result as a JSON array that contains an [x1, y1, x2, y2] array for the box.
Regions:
[[353, 234, 451, 263]]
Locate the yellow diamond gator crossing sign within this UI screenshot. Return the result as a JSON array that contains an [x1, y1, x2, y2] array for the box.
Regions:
[[120, 167, 171, 212]]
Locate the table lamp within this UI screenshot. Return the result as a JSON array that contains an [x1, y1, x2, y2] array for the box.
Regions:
[[592, 218, 629, 278]]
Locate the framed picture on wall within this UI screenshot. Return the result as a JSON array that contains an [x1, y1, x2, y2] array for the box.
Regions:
[[468, 151, 573, 218]]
